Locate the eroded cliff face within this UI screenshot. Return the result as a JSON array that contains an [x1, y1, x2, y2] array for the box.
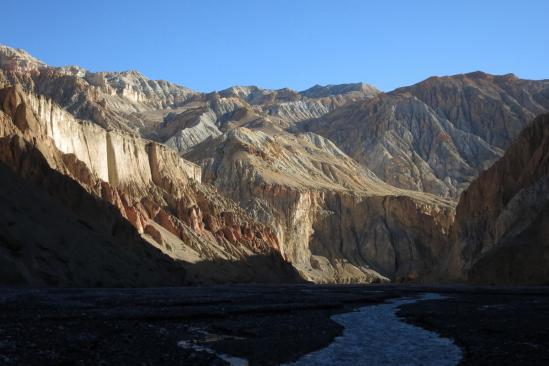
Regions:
[[302, 72, 549, 198], [4, 45, 548, 285], [2, 46, 549, 202], [186, 126, 454, 283], [0, 46, 199, 131], [0, 46, 378, 153], [26, 92, 202, 186], [447, 114, 549, 284], [397, 72, 549, 149], [0, 85, 300, 285]]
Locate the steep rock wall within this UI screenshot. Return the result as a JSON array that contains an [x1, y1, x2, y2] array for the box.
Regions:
[[447, 113, 549, 284], [27, 93, 202, 187], [187, 127, 454, 283], [0, 85, 299, 285]]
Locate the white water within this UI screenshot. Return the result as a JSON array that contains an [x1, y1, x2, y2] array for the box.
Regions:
[[284, 293, 462, 366]]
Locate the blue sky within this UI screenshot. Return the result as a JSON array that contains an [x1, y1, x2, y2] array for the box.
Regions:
[[3, 0, 548, 92]]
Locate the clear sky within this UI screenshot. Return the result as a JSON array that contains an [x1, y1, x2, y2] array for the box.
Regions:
[[2, 0, 548, 92]]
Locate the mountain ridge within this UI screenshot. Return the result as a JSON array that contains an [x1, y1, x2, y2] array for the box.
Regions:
[[1, 44, 548, 285]]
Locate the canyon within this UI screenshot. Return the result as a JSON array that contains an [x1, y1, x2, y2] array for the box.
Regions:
[[0, 45, 548, 285]]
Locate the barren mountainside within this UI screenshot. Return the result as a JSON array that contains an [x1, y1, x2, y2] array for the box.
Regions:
[[447, 113, 549, 284], [0, 84, 300, 285], [301, 72, 549, 198], [185, 124, 454, 282], [1, 44, 548, 285]]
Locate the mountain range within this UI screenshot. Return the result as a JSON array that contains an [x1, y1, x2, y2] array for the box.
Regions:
[[1, 45, 548, 285]]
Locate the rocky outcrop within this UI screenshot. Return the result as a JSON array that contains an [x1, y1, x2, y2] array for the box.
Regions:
[[0, 152, 188, 287], [397, 72, 549, 149], [301, 72, 549, 198], [26, 91, 202, 186], [186, 125, 454, 283], [0, 85, 300, 285], [447, 113, 549, 284], [0, 46, 46, 73]]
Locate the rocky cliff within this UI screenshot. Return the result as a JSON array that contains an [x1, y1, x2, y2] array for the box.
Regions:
[[2, 45, 549, 285], [185, 123, 454, 283], [447, 113, 549, 284], [0, 84, 300, 285], [3, 46, 548, 201]]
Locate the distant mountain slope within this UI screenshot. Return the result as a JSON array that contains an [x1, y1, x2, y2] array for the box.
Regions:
[[397, 72, 549, 149], [301, 72, 549, 197], [0, 45, 378, 152], [300, 83, 379, 98], [0, 45, 199, 132], [447, 113, 549, 284]]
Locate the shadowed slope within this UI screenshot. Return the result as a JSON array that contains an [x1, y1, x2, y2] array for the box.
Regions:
[[448, 113, 549, 284]]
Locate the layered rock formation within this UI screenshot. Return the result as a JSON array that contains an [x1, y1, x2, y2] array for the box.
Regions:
[[301, 72, 549, 198], [447, 113, 549, 284], [186, 124, 454, 283], [0, 84, 300, 285], [0, 46, 378, 152], [2, 44, 549, 285]]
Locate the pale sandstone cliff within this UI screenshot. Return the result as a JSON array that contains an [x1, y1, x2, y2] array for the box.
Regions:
[[447, 113, 549, 284], [0, 85, 300, 285], [26, 92, 202, 185]]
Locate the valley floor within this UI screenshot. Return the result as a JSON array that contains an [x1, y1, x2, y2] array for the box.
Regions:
[[0, 285, 548, 365]]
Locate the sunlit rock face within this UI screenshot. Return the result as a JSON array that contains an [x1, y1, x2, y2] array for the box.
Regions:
[[0, 46, 199, 133], [186, 124, 454, 283], [0, 45, 379, 151], [0, 45, 46, 73], [300, 83, 379, 99], [25, 91, 202, 186], [447, 113, 549, 284], [2, 45, 549, 285], [0, 85, 300, 285], [301, 72, 549, 198]]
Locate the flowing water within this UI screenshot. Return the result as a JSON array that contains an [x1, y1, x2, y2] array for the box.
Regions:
[[283, 293, 462, 366]]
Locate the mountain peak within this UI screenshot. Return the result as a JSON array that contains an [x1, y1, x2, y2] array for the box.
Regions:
[[218, 85, 301, 104], [0, 44, 46, 72], [299, 82, 379, 98]]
